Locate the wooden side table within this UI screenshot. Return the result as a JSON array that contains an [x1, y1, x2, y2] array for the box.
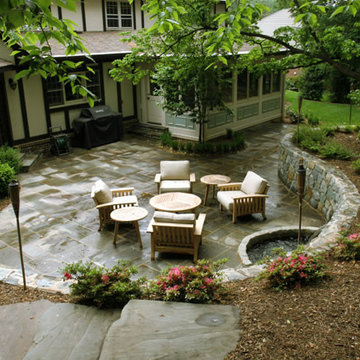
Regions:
[[110, 207, 148, 248], [200, 174, 231, 205]]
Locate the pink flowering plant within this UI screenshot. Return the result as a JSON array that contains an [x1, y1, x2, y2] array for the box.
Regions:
[[62, 260, 145, 308], [257, 247, 328, 290], [331, 232, 360, 261], [146, 259, 228, 303]]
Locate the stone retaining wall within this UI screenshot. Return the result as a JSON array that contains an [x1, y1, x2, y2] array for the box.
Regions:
[[278, 133, 360, 250]]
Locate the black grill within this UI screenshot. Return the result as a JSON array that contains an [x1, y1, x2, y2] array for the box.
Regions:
[[72, 105, 123, 149]]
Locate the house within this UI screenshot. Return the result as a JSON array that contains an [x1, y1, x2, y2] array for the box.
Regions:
[[0, 2, 288, 148]]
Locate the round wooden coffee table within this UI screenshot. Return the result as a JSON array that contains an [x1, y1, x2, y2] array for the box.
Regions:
[[200, 174, 231, 205], [149, 192, 202, 212], [111, 207, 148, 248]]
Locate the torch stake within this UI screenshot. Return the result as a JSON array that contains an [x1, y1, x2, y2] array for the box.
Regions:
[[9, 180, 26, 290]]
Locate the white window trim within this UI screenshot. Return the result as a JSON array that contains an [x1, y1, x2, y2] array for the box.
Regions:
[[106, 1, 133, 30]]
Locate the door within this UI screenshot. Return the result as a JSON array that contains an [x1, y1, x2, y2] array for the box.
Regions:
[[147, 78, 163, 124]]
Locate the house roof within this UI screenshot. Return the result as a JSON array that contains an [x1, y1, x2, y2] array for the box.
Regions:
[[0, 58, 15, 72], [49, 10, 294, 59], [257, 9, 295, 36], [50, 31, 136, 58]]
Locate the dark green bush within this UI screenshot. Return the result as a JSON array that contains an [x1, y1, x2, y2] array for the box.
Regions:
[[305, 112, 320, 126], [62, 260, 145, 308], [185, 142, 193, 153], [319, 141, 352, 160], [293, 126, 327, 147], [179, 142, 186, 152], [286, 107, 305, 124], [0, 163, 16, 196], [0, 146, 21, 174], [298, 64, 327, 101], [160, 131, 172, 147], [285, 76, 300, 91], [352, 159, 360, 173], [171, 140, 179, 151]]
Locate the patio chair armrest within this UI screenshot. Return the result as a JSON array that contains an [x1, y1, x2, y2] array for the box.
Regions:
[[96, 202, 115, 210], [218, 182, 243, 191], [154, 173, 161, 183], [194, 213, 206, 236], [233, 194, 269, 200], [190, 173, 196, 183], [111, 187, 135, 196], [147, 218, 155, 233]]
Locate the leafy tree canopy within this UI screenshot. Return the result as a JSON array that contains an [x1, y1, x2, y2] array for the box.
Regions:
[[0, 0, 96, 105]]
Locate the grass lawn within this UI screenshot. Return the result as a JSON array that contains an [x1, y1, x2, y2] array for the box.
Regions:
[[285, 90, 360, 126]]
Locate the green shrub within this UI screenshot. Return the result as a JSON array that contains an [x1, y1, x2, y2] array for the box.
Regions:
[[0, 146, 21, 174], [0, 163, 16, 196], [318, 140, 352, 160], [286, 107, 305, 124], [352, 159, 360, 174], [331, 232, 360, 261], [185, 142, 193, 153], [215, 143, 224, 153], [226, 128, 233, 139], [222, 143, 230, 153], [145, 259, 228, 303], [160, 131, 172, 147], [257, 247, 328, 290], [285, 76, 300, 91], [179, 142, 186, 152], [171, 140, 179, 151], [305, 112, 320, 126], [298, 64, 327, 101], [233, 132, 245, 150], [293, 126, 327, 148], [62, 260, 145, 308]]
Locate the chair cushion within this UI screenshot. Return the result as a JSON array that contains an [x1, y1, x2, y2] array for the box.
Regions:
[[113, 195, 138, 206], [153, 211, 195, 224], [241, 171, 267, 195], [93, 180, 112, 204], [217, 190, 246, 211], [160, 180, 191, 193], [160, 160, 190, 180]]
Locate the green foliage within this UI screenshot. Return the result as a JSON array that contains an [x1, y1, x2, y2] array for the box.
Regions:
[[145, 259, 228, 303], [352, 158, 360, 173], [0, 163, 16, 197], [331, 232, 360, 261], [185, 141, 193, 153], [257, 247, 328, 290], [293, 126, 353, 159], [298, 65, 327, 101], [286, 107, 305, 124], [62, 260, 145, 308], [285, 76, 300, 91], [318, 140, 352, 160], [0, 146, 21, 174], [171, 140, 179, 151], [305, 112, 320, 127], [160, 131, 172, 147]]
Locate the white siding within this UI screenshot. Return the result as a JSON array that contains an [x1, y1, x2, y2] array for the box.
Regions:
[[23, 76, 47, 137], [84, 0, 104, 31], [103, 63, 119, 112], [5, 71, 24, 141]]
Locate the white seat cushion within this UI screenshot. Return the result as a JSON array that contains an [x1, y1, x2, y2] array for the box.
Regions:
[[241, 171, 267, 195], [217, 190, 247, 211], [160, 180, 191, 193], [160, 160, 190, 180], [112, 195, 138, 206], [93, 180, 112, 204], [153, 211, 195, 224]]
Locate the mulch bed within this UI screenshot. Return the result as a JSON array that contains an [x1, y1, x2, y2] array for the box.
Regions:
[[1, 130, 360, 359]]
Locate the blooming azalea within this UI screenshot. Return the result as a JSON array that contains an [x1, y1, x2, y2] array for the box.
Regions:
[[64, 271, 73, 280]]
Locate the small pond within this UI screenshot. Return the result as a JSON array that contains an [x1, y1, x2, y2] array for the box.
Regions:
[[247, 235, 310, 263]]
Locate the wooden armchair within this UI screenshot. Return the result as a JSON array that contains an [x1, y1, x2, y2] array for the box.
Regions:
[[147, 211, 206, 262], [91, 180, 138, 231], [217, 171, 269, 224], [154, 160, 196, 194]]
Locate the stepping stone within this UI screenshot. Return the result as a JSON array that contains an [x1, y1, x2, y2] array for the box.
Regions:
[[100, 299, 240, 360], [0, 300, 121, 360]]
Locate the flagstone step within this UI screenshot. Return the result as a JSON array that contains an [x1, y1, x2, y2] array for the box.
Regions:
[[19, 152, 42, 173], [127, 122, 168, 139]]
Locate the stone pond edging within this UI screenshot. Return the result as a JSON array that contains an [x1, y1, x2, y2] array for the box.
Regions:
[[221, 132, 360, 281]]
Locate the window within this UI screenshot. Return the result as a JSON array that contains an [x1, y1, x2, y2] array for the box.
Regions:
[[222, 70, 233, 103], [249, 73, 259, 97], [272, 72, 281, 92], [47, 68, 102, 108], [262, 73, 271, 95], [237, 70, 247, 100], [106, 1, 133, 29]]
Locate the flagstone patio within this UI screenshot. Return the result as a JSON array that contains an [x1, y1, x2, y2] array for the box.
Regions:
[[0, 122, 324, 289]]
